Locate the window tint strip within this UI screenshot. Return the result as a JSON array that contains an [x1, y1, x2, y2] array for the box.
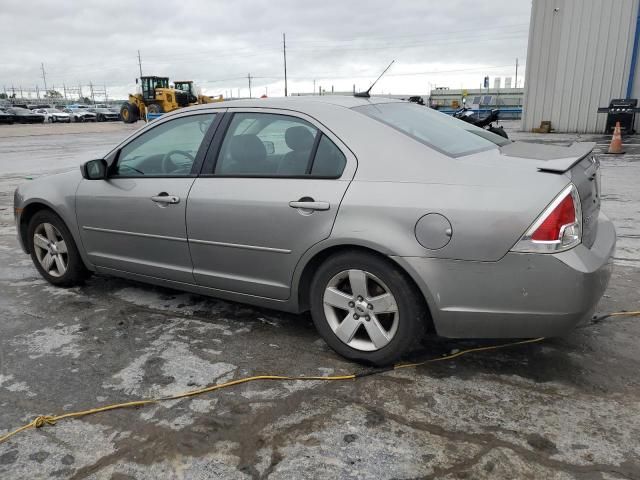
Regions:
[[305, 131, 323, 175], [200, 112, 234, 175]]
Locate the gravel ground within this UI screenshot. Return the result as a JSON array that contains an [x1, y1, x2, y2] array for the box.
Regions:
[[0, 119, 639, 480]]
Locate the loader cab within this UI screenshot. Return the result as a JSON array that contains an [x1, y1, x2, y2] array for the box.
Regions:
[[173, 81, 198, 103], [140, 76, 170, 101]]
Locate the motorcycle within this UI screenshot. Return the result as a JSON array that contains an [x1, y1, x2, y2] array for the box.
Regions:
[[453, 107, 509, 139]]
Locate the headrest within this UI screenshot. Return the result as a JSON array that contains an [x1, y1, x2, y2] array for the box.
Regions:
[[229, 134, 267, 164], [285, 126, 315, 152]]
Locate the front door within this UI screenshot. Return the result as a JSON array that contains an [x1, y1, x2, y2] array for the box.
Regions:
[[187, 111, 356, 300], [76, 112, 218, 283]]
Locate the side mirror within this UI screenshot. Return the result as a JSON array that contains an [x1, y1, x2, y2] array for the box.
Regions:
[[81, 159, 108, 180], [263, 140, 275, 155]]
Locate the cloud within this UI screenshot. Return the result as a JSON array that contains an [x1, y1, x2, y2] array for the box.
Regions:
[[1, 0, 530, 99]]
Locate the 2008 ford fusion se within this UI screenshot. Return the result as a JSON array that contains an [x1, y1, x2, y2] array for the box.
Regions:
[[13, 96, 615, 365]]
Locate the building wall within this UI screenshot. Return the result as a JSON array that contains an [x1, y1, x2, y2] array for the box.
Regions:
[[522, 0, 639, 133]]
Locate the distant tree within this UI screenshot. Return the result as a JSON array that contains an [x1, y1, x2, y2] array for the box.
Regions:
[[0, 93, 6, 99], [82, 97, 92, 104]]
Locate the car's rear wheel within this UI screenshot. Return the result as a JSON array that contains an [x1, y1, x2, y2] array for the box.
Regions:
[[27, 210, 89, 287], [310, 251, 426, 365]]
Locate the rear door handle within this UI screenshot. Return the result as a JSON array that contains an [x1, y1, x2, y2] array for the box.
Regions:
[[151, 194, 180, 204], [289, 200, 330, 211]]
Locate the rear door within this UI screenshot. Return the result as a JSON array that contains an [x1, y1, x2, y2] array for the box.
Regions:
[[187, 109, 357, 300], [76, 111, 220, 282]]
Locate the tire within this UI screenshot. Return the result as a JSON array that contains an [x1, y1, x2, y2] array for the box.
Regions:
[[488, 125, 509, 139], [27, 210, 89, 287], [120, 102, 139, 123], [147, 103, 163, 114], [48, 117, 54, 123], [309, 251, 427, 366]]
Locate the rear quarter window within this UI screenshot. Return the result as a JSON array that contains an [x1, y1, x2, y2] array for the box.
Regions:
[[353, 102, 508, 157]]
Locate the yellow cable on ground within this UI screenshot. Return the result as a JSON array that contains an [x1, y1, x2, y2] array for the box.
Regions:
[[1, 310, 638, 445], [0, 337, 545, 445]]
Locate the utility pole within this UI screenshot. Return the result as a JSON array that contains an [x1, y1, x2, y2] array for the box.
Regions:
[[62, 83, 67, 100], [515, 58, 519, 89], [247, 73, 252, 98], [41, 63, 48, 93], [89, 82, 95, 104], [283, 33, 288, 97], [313, 79, 316, 95], [137, 50, 143, 78]]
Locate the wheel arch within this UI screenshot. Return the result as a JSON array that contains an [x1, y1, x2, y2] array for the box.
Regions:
[[18, 201, 94, 272], [294, 243, 435, 333], [19, 201, 56, 254]]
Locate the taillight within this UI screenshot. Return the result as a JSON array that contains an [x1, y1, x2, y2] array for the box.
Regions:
[[512, 184, 582, 253]]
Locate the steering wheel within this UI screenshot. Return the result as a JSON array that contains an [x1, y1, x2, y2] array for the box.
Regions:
[[161, 150, 195, 174]]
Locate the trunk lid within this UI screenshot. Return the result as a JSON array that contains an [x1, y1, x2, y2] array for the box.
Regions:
[[500, 141, 601, 249]]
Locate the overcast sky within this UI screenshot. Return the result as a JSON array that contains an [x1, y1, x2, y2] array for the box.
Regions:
[[1, 0, 531, 100]]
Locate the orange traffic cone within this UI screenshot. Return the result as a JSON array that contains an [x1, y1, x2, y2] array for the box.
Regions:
[[607, 121, 624, 154]]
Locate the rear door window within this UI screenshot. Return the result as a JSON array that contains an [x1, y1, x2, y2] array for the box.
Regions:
[[214, 112, 346, 178]]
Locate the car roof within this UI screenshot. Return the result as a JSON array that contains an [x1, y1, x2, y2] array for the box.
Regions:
[[186, 95, 403, 112]]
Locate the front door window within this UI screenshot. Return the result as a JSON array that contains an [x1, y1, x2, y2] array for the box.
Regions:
[[113, 114, 215, 177]]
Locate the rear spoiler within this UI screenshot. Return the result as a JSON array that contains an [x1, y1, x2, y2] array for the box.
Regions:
[[500, 141, 596, 174]]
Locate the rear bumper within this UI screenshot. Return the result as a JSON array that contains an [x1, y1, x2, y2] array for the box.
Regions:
[[394, 212, 616, 338]]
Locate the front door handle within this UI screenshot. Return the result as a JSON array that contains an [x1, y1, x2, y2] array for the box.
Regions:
[[289, 200, 330, 211], [151, 193, 180, 204]]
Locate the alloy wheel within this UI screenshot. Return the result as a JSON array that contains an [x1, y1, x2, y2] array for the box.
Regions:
[[33, 222, 68, 277], [323, 269, 399, 351]]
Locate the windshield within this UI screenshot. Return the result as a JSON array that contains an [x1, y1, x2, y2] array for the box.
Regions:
[[354, 102, 510, 157], [46, 108, 62, 113]]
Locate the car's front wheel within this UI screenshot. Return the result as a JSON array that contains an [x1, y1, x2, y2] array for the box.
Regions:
[[310, 251, 426, 366], [27, 210, 89, 287]]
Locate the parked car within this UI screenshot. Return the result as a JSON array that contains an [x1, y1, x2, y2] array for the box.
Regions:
[[87, 107, 120, 122], [6, 107, 45, 123], [27, 104, 51, 110], [0, 109, 15, 124], [63, 107, 97, 122], [13, 97, 615, 365], [33, 108, 71, 123]]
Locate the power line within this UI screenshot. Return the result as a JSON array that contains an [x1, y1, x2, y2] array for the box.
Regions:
[[286, 22, 530, 46], [287, 31, 529, 54], [199, 64, 523, 84]]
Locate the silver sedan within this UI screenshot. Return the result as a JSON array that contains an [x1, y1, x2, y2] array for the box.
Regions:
[[14, 96, 615, 365]]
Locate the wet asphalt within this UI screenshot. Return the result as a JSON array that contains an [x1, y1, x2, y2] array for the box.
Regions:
[[0, 121, 639, 479]]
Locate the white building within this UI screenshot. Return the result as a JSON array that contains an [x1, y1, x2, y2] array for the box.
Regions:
[[522, 0, 640, 133]]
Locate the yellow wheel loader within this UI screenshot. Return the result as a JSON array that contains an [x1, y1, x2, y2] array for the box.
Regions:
[[120, 76, 191, 123], [173, 81, 224, 105]]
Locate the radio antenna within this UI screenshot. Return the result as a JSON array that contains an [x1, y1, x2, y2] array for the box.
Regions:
[[354, 60, 395, 98]]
